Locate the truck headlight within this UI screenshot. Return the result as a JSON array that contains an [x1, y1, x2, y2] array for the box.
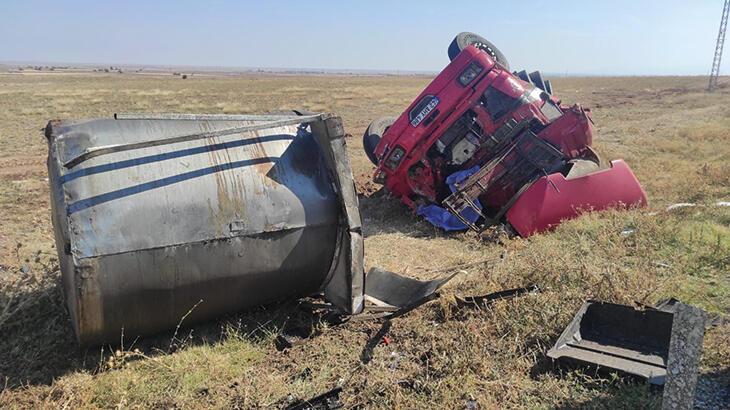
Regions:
[[385, 146, 406, 170], [459, 62, 483, 86]]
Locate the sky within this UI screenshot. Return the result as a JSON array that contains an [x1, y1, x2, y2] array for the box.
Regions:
[[0, 0, 725, 76]]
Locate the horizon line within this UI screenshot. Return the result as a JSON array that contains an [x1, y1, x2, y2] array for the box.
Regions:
[[0, 60, 721, 78]]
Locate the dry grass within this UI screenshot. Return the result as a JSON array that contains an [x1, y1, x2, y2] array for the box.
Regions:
[[0, 72, 728, 408]]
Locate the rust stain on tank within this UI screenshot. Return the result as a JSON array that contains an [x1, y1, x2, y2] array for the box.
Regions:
[[247, 129, 276, 194], [201, 121, 247, 235]]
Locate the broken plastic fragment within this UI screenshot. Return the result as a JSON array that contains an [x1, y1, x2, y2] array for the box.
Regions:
[[417, 166, 482, 231]]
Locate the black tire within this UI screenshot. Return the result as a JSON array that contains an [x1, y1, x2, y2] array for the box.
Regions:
[[363, 116, 396, 165], [448, 32, 510, 70]]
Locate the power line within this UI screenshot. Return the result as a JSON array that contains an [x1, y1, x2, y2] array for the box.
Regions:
[[708, 0, 729, 92]]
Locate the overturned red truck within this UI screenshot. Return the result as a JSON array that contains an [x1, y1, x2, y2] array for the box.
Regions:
[[363, 32, 647, 236]]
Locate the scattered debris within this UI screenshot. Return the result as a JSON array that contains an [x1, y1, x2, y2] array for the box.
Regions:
[[548, 300, 707, 393], [364, 267, 458, 309], [666, 202, 698, 211], [360, 321, 392, 364], [352, 267, 461, 323], [620, 228, 636, 237], [275, 328, 311, 352], [465, 398, 480, 410], [387, 350, 402, 370], [666, 201, 730, 211], [285, 387, 343, 410], [455, 284, 539, 309]]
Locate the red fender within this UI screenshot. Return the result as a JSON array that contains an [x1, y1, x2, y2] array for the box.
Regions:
[[506, 160, 648, 237]]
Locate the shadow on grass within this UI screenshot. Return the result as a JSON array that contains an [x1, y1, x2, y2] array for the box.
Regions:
[[553, 383, 662, 410], [533, 357, 730, 409], [528, 321, 730, 409], [0, 269, 88, 386], [525, 343, 663, 408], [0, 266, 328, 388], [358, 187, 452, 239], [359, 320, 391, 365]]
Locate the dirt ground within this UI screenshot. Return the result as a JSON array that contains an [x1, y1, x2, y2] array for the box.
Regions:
[[0, 72, 728, 408]]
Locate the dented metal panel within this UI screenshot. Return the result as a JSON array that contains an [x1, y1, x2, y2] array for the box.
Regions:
[[548, 301, 674, 384], [46, 114, 363, 345], [311, 115, 364, 315]]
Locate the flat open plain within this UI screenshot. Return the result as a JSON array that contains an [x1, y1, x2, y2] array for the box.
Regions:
[[0, 72, 728, 408]]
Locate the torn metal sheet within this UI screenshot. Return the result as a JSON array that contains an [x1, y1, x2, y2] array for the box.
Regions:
[[46, 113, 364, 345], [548, 301, 672, 384], [364, 267, 458, 308], [548, 300, 706, 387]]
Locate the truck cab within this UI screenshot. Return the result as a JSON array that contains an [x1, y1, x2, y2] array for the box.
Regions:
[[365, 35, 646, 235]]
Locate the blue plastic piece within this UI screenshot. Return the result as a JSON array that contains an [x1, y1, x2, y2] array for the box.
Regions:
[[417, 166, 482, 231]]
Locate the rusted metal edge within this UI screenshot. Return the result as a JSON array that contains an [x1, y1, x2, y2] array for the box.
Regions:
[[311, 115, 365, 315], [114, 113, 307, 121], [63, 114, 323, 168]]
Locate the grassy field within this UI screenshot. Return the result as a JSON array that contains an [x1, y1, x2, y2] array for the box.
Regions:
[[0, 71, 728, 408]]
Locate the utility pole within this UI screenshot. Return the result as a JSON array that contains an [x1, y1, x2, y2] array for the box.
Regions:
[[708, 0, 729, 92]]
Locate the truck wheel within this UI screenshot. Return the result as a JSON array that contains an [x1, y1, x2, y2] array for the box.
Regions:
[[448, 32, 510, 70], [363, 117, 396, 165]]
